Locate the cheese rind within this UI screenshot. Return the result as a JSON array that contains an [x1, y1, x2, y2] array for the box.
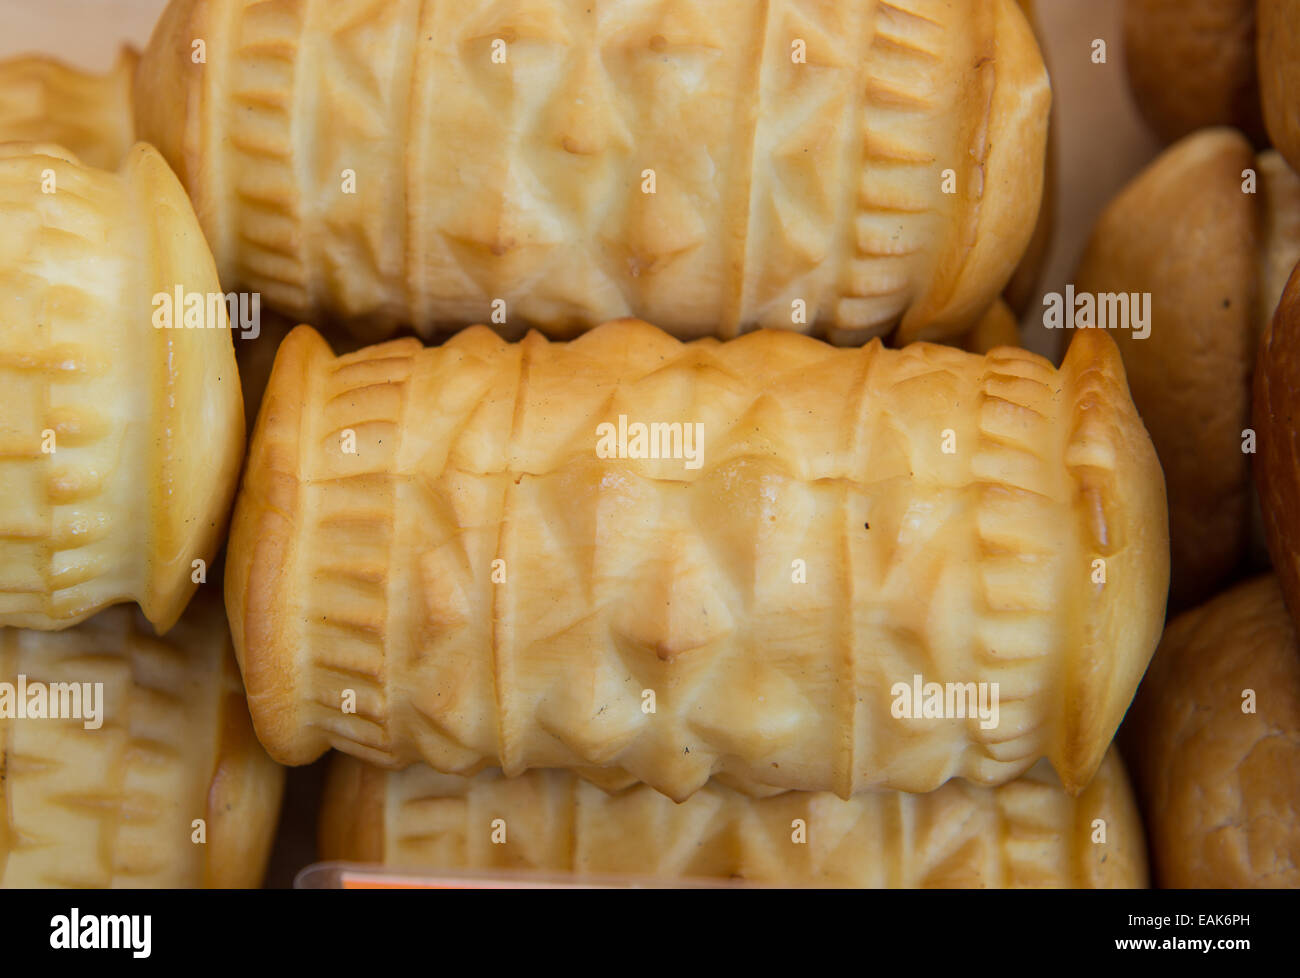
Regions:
[[0, 593, 284, 889], [136, 0, 1050, 344], [226, 319, 1168, 799], [0, 143, 245, 631], [319, 749, 1148, 888], [0, 48, 137, 170]]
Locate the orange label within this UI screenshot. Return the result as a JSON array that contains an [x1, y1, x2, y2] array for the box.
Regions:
[[341, 873, 589, 890]]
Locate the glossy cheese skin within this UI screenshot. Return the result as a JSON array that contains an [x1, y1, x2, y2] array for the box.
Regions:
[[0, 593, 284, 888], [320, 749, 1148, 888], [226, 319, 1168, 800], [136, 0, 1050, 344], [0, 144, 245, 631]]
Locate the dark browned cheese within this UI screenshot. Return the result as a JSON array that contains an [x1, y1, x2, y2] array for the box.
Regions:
[[1124, 0, 1267, 145], [1255, 263, 1300, 627]]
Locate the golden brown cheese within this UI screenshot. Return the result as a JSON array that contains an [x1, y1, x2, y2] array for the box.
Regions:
[[136, 0, 1050, 344], [1124, 576, 1300, 888], [1073, 130, 1300, 609], [0, 48, 137, 169], [0, 143, 245, 631], [320, 749, 1148, 888], [0, 592, 284, 888], [226, 318, 1168, 800]]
